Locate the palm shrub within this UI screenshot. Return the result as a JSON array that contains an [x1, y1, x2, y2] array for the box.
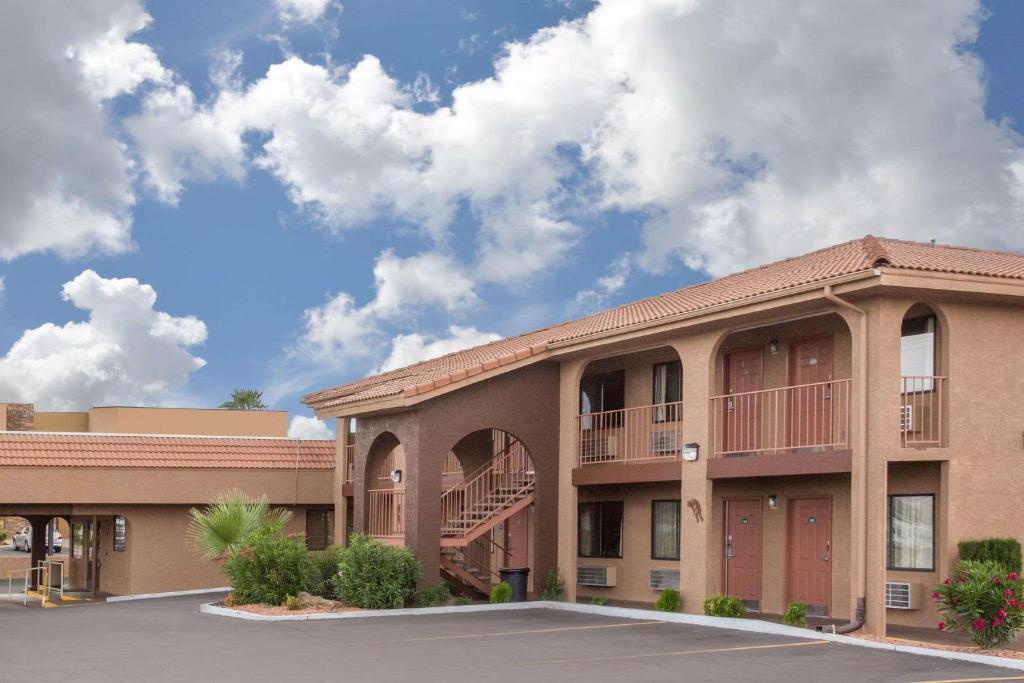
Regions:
[[703, 594, 745, 617], [783, 602, 808, 627], [655, 588, 681, 612], [331, 534, 421, 609], [188, 489, 292, 559], [309, 546, 345, 599], [490, 582, 513, 604], [934, 560, 1024, 648], [415, 583, 451, 607], [538, 569, 566, 601], [958, 539, 1023, 574], [222, 528, 316, 605]]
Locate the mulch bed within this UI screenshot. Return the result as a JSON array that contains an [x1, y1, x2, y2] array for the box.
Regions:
[[218, 593, 364, 616]]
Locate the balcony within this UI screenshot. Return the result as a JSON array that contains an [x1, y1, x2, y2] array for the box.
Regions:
[[573, 402, 684, 485], [900, 376, 946, 447], [367, 488, 404, 543], [708, 379, 853, 478]]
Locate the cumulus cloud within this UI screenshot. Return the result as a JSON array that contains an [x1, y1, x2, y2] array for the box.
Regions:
[[129, 0, 1024, 289], [0, 1, 169, 261], [288, 414, 335, 439], [0, 270, 207, 410], [275, 0, 334, 24], [377, 325, 502, 373]]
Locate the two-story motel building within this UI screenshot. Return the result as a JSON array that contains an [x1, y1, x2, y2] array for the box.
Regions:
[[306, 236, 1024, 636]]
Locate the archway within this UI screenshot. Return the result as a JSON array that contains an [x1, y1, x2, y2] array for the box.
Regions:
[[364, 432, 406, 543], [900, 303, 947, 447]]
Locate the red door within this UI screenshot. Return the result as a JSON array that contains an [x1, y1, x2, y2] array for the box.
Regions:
[[724, 348, 764, 453], [788, 337, 834, 448], [503, 508, 529, 569], [725, 499, 762, 609], [787, 498, 832, 614]]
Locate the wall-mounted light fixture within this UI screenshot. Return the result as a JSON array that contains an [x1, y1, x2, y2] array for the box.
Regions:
[[390, 469, 403, 484], [682, 443, 700, 462], [767, 495, 778, 510], [768, 339, 779, 355]]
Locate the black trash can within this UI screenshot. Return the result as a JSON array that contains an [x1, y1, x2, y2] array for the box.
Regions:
[[498, 567, 530, 602]]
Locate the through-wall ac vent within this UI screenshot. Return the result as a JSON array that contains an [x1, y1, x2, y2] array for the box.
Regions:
[[650, 430, 681, 454], [649, 569, 680, 591], [577, 565, 617, 587], [885, 581, 921, 610], [899, 404, 914, 432]]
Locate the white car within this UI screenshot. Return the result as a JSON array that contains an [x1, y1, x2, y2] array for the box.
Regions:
[[12, 526, 62, 553]]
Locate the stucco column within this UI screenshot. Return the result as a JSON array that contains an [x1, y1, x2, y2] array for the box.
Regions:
[[333, 418, 349, 546], [557, 357, 588, 602], [27, 516, 48, 590], [673, 334, 718, 612]]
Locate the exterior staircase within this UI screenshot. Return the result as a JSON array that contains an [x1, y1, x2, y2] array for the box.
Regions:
[[438, 435, 534, 597]]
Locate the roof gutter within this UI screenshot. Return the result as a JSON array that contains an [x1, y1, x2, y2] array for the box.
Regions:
[[823, 284, 868, 634]]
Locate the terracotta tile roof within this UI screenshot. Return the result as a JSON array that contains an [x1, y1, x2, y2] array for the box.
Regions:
[[305, 236, 1024, 411], [0, 432, 335, 469]]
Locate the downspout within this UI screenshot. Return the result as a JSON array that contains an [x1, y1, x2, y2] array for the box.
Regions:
[[823, 284, 868, 634]]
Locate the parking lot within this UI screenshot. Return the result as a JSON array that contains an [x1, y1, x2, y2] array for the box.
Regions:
[[1, 594, 1022, 683]]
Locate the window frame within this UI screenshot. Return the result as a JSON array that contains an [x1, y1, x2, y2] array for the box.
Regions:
[[578, 501, 624, 559], [112, 516, 127, 552], [650, 499, 681, 561], [579, 369, 626, 429], [651, 361, 682, 424], [886, 493, 936, 572]]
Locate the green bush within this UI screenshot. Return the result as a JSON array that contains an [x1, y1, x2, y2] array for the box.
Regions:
[[590, 596, 608, 607], [538, 569, 566, 601], [703, 594, 745, 618], [308, 546, 345, 599], [0, 529, 7, 544], [490, 582, 513, 604], [783, 602, 808, 627], [331, 534, 422, 609], [655, 588, 681, 612], [453, 596, 472, 606], [222, 529, 316, 606], [285, 595, 304, 611], [934, 560, 1024, 649], [416, 583, 451, 608], [958, 539, 1023, 574]]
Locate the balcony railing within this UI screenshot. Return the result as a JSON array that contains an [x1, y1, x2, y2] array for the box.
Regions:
[[900, 376, 946, 447], [344, 444, 355, 485], [367, 488, 404, 539], [710, 379, 852, 457], [576, 402, 684, 466]]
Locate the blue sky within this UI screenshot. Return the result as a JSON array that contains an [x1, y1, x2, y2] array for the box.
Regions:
[[0, 0, 1022, 437]]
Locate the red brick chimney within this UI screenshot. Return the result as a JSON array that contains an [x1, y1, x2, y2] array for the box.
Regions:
[[4, 403, 34, 431]]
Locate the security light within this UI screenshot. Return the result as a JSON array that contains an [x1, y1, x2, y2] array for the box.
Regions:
[[390, 469, 402, 483], [767, 495, 778, 510], [681, 443, 700, 462]]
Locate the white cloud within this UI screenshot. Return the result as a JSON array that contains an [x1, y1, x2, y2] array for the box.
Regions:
[[288, 414, 335, 439], [275, 0, 334, 24], [0, 1, 170, 261], [377, 325, 501, 373], [0, 270, 207, 411]]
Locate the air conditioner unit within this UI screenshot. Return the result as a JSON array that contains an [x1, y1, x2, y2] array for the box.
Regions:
[[885, 581, 922, 610], [649, 569, 680, 591], [577, 565, 617, 587], [581, 435, 615, 461], [899, 404, 914, 432], [650, 430, 681, 454]]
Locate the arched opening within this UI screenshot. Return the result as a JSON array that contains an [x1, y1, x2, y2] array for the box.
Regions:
[[900, 303, 947, 447], [364, 432, 406, 543], [439, 429, 535, 595], [576, 345, 684, 466]]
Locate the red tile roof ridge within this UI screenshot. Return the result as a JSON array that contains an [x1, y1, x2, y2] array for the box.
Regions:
[[0, 431, 334, 443]]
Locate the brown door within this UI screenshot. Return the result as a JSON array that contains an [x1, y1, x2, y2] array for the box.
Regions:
[[725, 499, 762, 609], [724, 348, 764, 453], [787, 497, 832, 614], [504, 507, 529, 568], [788, 337, 834, 448]]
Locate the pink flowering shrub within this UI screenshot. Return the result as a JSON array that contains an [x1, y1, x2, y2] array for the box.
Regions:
[[933, 560, 1024, 648]]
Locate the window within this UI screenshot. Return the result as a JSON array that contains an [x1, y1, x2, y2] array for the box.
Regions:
[[579, 370, 626, 428], [888, 494, 935, 571], [652, 361, 682, 422], [578, 501, 624, 558], [305, 508, 335, 551], [113, 516, 127, 552], [901, 315, 936, 389], [651, 500, 681, 560]]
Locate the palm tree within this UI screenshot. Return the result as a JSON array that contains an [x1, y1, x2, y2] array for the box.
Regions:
[[220, 389, 268, 410], [187, 489, 292, 559]]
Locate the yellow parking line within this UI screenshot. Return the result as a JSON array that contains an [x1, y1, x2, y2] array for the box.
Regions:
[[909, 677, 1024, 683], [386, 620, 666, 643], [520, 638, 830, 666]]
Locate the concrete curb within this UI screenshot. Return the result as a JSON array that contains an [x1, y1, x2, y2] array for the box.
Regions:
[[107, 587, 230, 603], [200, 599, 1024, 672]]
